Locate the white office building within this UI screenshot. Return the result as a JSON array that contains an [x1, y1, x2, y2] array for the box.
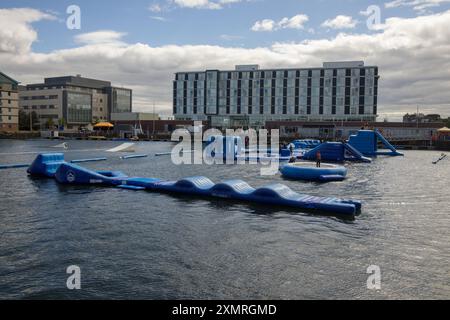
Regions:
[[173, 61, 379, 128]]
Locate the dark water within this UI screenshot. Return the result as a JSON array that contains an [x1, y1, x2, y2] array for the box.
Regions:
[[0, 139, 449, 300]]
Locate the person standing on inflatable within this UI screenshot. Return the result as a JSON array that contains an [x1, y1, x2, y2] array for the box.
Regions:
[[316, 151, 322, 168]]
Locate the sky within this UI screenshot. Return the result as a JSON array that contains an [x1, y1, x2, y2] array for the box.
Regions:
[[1, 0, 450, 120]]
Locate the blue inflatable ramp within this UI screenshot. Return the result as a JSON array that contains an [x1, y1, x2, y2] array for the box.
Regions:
[[302, 142, 371, 163], [27, 153, 65, 177], [348, 130, 403, 156]]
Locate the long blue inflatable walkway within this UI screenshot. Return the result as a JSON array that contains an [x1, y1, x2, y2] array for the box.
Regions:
[[27, 153, 362, 218]]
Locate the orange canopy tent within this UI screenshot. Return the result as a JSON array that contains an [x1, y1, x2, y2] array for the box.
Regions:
[[93, 122, 114, 129]]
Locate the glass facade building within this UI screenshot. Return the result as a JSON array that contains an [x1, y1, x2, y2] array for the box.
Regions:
[[112, 88, 132, 113], [173, 62, 379, 127], [65, 92, 92, 124], [19, 75, 133, 131]]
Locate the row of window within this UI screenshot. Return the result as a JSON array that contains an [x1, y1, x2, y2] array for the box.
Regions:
[[175, 77, 378, 91], [179, 104, 377, 116], [0, 90, 12, 96], [21, 95, 59, 100], [22, 105, 56, 110], [176, 68, 379, 81]]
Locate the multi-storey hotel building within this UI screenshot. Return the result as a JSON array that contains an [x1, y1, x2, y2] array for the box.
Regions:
[[173, 61, 379, 128]]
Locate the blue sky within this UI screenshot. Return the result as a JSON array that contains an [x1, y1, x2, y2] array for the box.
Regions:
[[3, 0, 444, 52], [1, 0, 450, 119]]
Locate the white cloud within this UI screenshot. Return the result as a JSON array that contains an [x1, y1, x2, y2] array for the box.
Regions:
[[251, 19, 276, 32], [0, 8, 55, 54], [278, 14, 309, 30], [172, 0, 222, 10], [74, 30, 128, 46], [149, 0, 246, 11], [150, 16, 168, 22], [220, 34, 244, 41], [321, 15, 358, 29], [385, 0, 450, 12], [2, 8, 450, 119], [148, 3, 163, 12], [251, 14, 309, 32]]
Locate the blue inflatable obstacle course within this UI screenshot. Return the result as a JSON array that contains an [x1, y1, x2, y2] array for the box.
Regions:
[[347, 130, 403, 156], [280, 162, 347, 182], [27, 153, 363, 218], [291, 139, 322, 150], [302, 142, 372, 163]]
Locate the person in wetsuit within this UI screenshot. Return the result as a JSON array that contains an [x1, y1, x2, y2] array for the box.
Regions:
[[316, 151, 322, 168]]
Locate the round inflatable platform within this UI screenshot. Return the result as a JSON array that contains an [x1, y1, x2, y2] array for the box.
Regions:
[[280, 162, 347, 182]]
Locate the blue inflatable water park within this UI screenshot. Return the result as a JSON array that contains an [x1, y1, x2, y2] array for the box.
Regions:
[[26, 153, 362, 217], [0, 129, 407, 219]]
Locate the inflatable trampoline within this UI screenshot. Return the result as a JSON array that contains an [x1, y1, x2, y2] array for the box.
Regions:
[[280, 162, 347, 182]]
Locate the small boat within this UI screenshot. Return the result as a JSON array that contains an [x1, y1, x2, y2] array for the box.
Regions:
[[280, 161, 347, 182]]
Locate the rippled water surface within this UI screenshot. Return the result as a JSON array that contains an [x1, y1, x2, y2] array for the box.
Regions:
[[0, 139, 449, 299]]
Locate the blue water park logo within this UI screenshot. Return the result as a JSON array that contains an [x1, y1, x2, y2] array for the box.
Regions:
[[170, 122, 282, 176]]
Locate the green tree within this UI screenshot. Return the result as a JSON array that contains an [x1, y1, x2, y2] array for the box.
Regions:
[[46, 117, 55, 130], [58, 117, 66, 130], [18, 110, 30, 131], [31, 112, 40, 131]]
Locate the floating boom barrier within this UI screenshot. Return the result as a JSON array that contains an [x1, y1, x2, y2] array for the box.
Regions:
[[26, 153, 362, 218], [70, 157, 108, 164], [0, 163, 31, 170], [121, 154, 148, 160]]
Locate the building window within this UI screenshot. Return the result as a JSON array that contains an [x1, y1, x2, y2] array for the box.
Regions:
[[66, 92, 92, 123], [345, 105, 350, 114], [359, 105, 365, 115], [112, 88, 131, 113]]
